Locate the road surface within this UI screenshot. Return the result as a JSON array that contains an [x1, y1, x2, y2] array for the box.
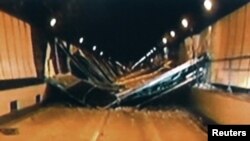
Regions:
[[0, 106, 207, 141]]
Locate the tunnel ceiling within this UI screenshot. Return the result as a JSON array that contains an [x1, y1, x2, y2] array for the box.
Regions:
[[0, 0, 249, 64]]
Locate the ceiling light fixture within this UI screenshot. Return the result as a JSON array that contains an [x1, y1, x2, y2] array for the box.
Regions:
[[79, 37, 84, 44], [100, 51, 104, 56], [181, 18, 189, 28], [162, 37, 167, 44], [93, 45, 97, 51], [50, 18, 57, 27], [146, 52, 151, 57], [208, 25, 212, 32], [163, 47, 168, 54], [170, 30, 175, 38], [204, 0, 213, 11], [153, 47, 157, 51]]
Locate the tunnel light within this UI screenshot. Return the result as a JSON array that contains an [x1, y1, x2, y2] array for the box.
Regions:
[[162, 37, 167, 44], [93, 45, 97, 51], [170, 30, 175, 38], [150, 58, 154, 63], [146, 52, 151, 57], [100, 51, 103, 56], [79, 37, 84, 44], [163, 47, 168, 54], [208, 25, 212, 32], [116, 61, 124, 67], [50, 18, 57, 27], [181, 18, 189, 28], [153, 47, 157, 51], [204, 0, 213, 11], [132, 56, 146, 70], [199, 67, 204, 72]]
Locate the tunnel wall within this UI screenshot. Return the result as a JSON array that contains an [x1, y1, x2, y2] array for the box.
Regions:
[[0, 11, 48, 118], [191, 88, 250, 124], [210, 3, 250, 88], [0, 11, 37, 80], [180, 3, 250, 88], [184, 3, 250, 125], [0, 84, 47, 116]]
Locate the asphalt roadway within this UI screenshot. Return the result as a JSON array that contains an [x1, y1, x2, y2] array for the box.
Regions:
[[0, 106, 206, 141]]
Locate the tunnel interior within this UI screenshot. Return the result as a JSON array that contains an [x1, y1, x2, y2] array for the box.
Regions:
[[0, 0, 250, 141]]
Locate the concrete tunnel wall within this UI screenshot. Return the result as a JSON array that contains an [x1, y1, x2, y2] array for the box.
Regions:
[[0, 11, 47, 117], [0, 11, 37, 80], [210, 3, 250, 88], [191, 88, 250, 124], [188, 3, 250, 124], [0, 84, 47, 116], [179, 3, 250, 88]]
